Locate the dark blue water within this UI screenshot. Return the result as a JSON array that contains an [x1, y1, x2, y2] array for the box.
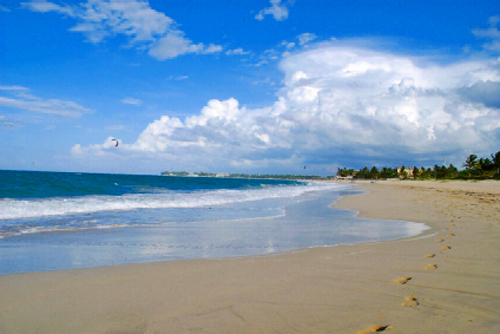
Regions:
[[0, 170, 303, 199]]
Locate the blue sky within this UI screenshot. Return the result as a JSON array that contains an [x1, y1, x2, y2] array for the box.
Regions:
[[1, 0, 499, 175]]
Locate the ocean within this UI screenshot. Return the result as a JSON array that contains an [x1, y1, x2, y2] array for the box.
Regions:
[[0, 170, 428, 275]]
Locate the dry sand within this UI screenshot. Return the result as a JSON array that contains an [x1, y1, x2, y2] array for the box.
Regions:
[[0, 180, 499, 334]]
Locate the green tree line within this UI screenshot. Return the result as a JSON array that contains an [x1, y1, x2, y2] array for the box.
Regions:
[[338, 151, 500, 180]]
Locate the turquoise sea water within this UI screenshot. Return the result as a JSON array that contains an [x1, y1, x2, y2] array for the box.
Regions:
[[0, 170, 428, 275]]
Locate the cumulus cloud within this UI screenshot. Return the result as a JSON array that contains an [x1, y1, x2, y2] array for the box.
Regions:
[[72, 136, 121, 157], [74, 42, 500, 170], [0, 85, 90, 117], [255, 0, 292, 21], [21, 0, 222, 60], [457, 80, 500, 108]]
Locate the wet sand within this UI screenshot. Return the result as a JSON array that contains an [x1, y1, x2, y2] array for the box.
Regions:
[[0, 180, 499, 334]]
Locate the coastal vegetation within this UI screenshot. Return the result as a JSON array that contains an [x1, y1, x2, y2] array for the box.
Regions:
[[338, 151, 500, 180]]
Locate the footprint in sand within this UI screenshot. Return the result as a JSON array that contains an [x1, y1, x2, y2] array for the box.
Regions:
[[441, 246, 451, 251], [425, 264, 437, 270], [447, 233, 455, 237], [424, 253, 435, 258], [435, 238, 444, 242], [394, 276, 413, 285], [401, 297, 419, 307], [357, 325, 393, 334], [449, 224, 455, 227]]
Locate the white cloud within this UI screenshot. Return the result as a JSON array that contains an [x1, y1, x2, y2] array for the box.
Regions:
[[22, 0, 222, 60], [203, 44, 224, 54], [297, 33, 317, 46], [0, 86, 90, 117], [254, 48, 281, 66], [121, 97, 142, 105], [148, 32, 203, 59], [281, 41, 295, 49], [226, 48, 251, 55], [167, 75, 189, 80], [71, 137, 120, 156], [0, 85, 29, 91], [75, 42, 500, 170], [255, 0, 291, 21], [254, 35, 319, 67], [472, 15, 500, 51], [21, 0, 74, 16], [71, 144, 83, 155]]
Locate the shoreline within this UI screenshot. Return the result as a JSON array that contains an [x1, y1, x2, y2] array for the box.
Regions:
[[0, 184, 416, 276], [0, 180, 499, 333]]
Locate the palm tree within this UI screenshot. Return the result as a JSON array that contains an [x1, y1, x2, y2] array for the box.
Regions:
[[447, 164, 459, 178], [491, 151, 500, 174], [463, 154, 478, 170], [434, 164, 444, 179], [478, 158, 492, 173], [463, 154, 479, 177], [360, 167, 369, 179]]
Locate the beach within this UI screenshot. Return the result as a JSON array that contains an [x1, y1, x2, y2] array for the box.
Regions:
[[0, 180, 499, 333]]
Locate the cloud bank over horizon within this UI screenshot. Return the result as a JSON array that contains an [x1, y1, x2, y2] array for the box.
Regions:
[[72, 42, 500, 172]]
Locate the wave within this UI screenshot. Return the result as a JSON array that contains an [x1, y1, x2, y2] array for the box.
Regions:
[[0, 182, 351, 220]]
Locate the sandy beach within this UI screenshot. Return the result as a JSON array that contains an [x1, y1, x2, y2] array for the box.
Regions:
[[0, 180, 499, 334]]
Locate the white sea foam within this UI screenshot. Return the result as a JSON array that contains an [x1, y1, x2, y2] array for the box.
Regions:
[[0, 182, 352, 220]]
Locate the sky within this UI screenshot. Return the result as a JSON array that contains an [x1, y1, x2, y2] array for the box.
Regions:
[[1, 0, 500, 175]]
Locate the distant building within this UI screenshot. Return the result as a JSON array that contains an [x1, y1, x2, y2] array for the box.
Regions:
[[334, 175, 354, 180]]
